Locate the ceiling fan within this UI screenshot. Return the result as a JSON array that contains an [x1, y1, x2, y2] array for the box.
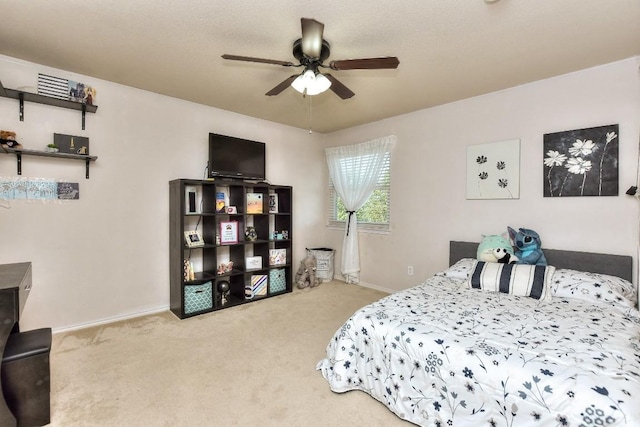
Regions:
[[221, 18, 400, 99]]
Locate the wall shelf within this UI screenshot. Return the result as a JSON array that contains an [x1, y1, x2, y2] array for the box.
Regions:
[[0, 80, 98, 130], [0, 146, 97, 179]]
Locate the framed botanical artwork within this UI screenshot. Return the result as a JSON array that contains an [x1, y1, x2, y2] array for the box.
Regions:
[[466, 139, 520, 200], [184, 230, 205, 248], [219, 221, 239, 244], [543, 124, 618, 197]]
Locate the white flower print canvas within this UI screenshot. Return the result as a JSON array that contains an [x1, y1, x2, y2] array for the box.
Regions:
[[466, 139, 520, 199], [543, 124, 619, 197]]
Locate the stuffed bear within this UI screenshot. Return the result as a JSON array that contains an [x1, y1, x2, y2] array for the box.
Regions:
[[477, 234, 518, 264], [295, 254, 321, 289], [0, 130, 22, 149], [507, 226, 547, 265]]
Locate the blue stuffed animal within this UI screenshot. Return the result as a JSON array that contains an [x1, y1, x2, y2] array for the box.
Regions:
[[507, 227, 547, 265]]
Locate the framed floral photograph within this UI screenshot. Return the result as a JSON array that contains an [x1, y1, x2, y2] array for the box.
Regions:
[[466, 139, 520, 200], [543, 124, 618, 197]]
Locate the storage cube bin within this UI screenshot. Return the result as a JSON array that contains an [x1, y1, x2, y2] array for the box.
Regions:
[[184, 281, 213, 314], [269, 269, 286, 293]]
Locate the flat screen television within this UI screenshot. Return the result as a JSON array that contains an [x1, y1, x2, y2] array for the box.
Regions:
[[208, 133, 266, 180]]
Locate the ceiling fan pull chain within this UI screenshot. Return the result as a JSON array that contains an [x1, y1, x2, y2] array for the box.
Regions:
[[308, 95, 313, 134]]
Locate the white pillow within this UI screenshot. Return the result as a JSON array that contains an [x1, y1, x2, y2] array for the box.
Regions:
[[436, 258, 476, 280], [550, 269, 636, 309], [468, 261, 556, 301]]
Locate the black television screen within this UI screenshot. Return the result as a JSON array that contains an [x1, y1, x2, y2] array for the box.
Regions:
[[208, 133, 266, 180]]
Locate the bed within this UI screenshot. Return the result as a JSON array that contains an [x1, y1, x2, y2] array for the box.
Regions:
[[317, 241, 640, 426]]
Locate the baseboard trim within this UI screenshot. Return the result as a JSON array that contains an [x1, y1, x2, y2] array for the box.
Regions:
[[352, 280, 395, 294], [52, 305, 170, 334]]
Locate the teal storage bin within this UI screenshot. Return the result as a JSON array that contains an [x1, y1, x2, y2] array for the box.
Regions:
[[269, 269, 286, 293], [184, 281, 213, 314]]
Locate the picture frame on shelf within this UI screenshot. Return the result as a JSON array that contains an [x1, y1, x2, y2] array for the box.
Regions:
[[219, 221, 239, 244], [269, 248, 287, 266], [247, 193, 263, 213], [246, 256, 262, 270], [268, 193, 278, 213], [184, 230, 205, 248]]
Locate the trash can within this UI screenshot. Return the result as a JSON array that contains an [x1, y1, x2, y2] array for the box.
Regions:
[[307, 247, 335, 282]]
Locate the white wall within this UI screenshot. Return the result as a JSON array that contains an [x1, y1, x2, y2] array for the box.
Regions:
[[324, 57, 640, 292], [0, 55, 326, 331]]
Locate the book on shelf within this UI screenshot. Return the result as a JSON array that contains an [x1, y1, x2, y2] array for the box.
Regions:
[[246, 193, 263, 214], [268, 193, 278, 213], [269, 248, 286, 266], [216, 192, 226, 213]]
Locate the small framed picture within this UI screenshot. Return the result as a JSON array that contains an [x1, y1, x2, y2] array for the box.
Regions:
[[184, 230, 205, 248], [226, 206, 237, 214], [246, 256, 262, 270], [220, 221, 239, 244]]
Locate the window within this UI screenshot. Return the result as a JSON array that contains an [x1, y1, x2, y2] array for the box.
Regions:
[[328, 152, 391, 232]]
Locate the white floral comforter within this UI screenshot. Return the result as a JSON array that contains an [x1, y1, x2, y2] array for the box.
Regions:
[[317, 275, 640, 426]]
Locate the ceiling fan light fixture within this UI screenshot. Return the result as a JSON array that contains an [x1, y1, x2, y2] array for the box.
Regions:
[[291, 69, 331, 95]]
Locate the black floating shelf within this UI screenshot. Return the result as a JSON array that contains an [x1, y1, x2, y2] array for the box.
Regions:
[[0, 146, 98, 179], [0, 80, 98, 130]]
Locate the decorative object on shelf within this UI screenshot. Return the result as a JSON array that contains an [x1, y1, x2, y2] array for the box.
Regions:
[[217, 280, 230, 305], [216, 192, 226, 213], [226, 206, 237, 214], [245, 226, 258, 241], [268, 193, 278, 213], [184, 230, 205, 248], [246, 256, 262, 270], [244, 285, 254, 300], [269, 269, 287, 293], [543, 124, 619, 197], [282, 230, 289, 240], [183, 259, 195, 281], [68, 80, 97, 105], [54, 133, 89, 155], [183, 281, 213, 315], [217, 261, 234, 275], [466, 139, 520, 200], [269, 248, 286, 266], [219, 220, 239, 244], [0, 130, 21, 149], [246, 193, 263, 213], [251, 274, 268, 296], [37, 73, 68, 100], [45, 143, 59, 153]]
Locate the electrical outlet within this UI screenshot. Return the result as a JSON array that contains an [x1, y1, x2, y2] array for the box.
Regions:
[[407, 266, 414, 276]]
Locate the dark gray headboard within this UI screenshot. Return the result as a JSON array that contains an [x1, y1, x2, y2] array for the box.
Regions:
[[450, 241, 633, 282]]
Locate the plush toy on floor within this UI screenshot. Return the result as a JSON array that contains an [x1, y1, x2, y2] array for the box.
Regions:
[[295, 254, 321, 289], [477, 233, 518, 264], [507, 226, 547, 265]]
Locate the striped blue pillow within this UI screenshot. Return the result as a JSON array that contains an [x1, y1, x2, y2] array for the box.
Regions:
[[468, 261, 555, 300]]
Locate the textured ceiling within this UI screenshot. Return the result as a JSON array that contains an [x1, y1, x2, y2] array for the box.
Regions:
[[1, 0, 639, 133]]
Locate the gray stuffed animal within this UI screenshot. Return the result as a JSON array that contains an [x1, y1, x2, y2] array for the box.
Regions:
[[295, 254, 321, 289]]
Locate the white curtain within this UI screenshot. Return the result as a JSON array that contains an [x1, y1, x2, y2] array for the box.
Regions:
[[325, 135, 395, 284]]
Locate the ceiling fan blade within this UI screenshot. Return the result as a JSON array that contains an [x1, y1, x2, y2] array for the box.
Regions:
[[329, 57, 400, 70], [300, 18, 324, 59], [265, 75, 298, 96], [324, 74, 355, 99], [222, 54, 295, 67]]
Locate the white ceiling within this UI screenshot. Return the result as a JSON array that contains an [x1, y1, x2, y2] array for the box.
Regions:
[[1, 1, 639, 134]]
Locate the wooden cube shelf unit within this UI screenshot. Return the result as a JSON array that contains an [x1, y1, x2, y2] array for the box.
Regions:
[[169, 179, 293, 319]]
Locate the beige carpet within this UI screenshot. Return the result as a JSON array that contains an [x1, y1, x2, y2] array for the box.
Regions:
[[50, 281, 415, 426]]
